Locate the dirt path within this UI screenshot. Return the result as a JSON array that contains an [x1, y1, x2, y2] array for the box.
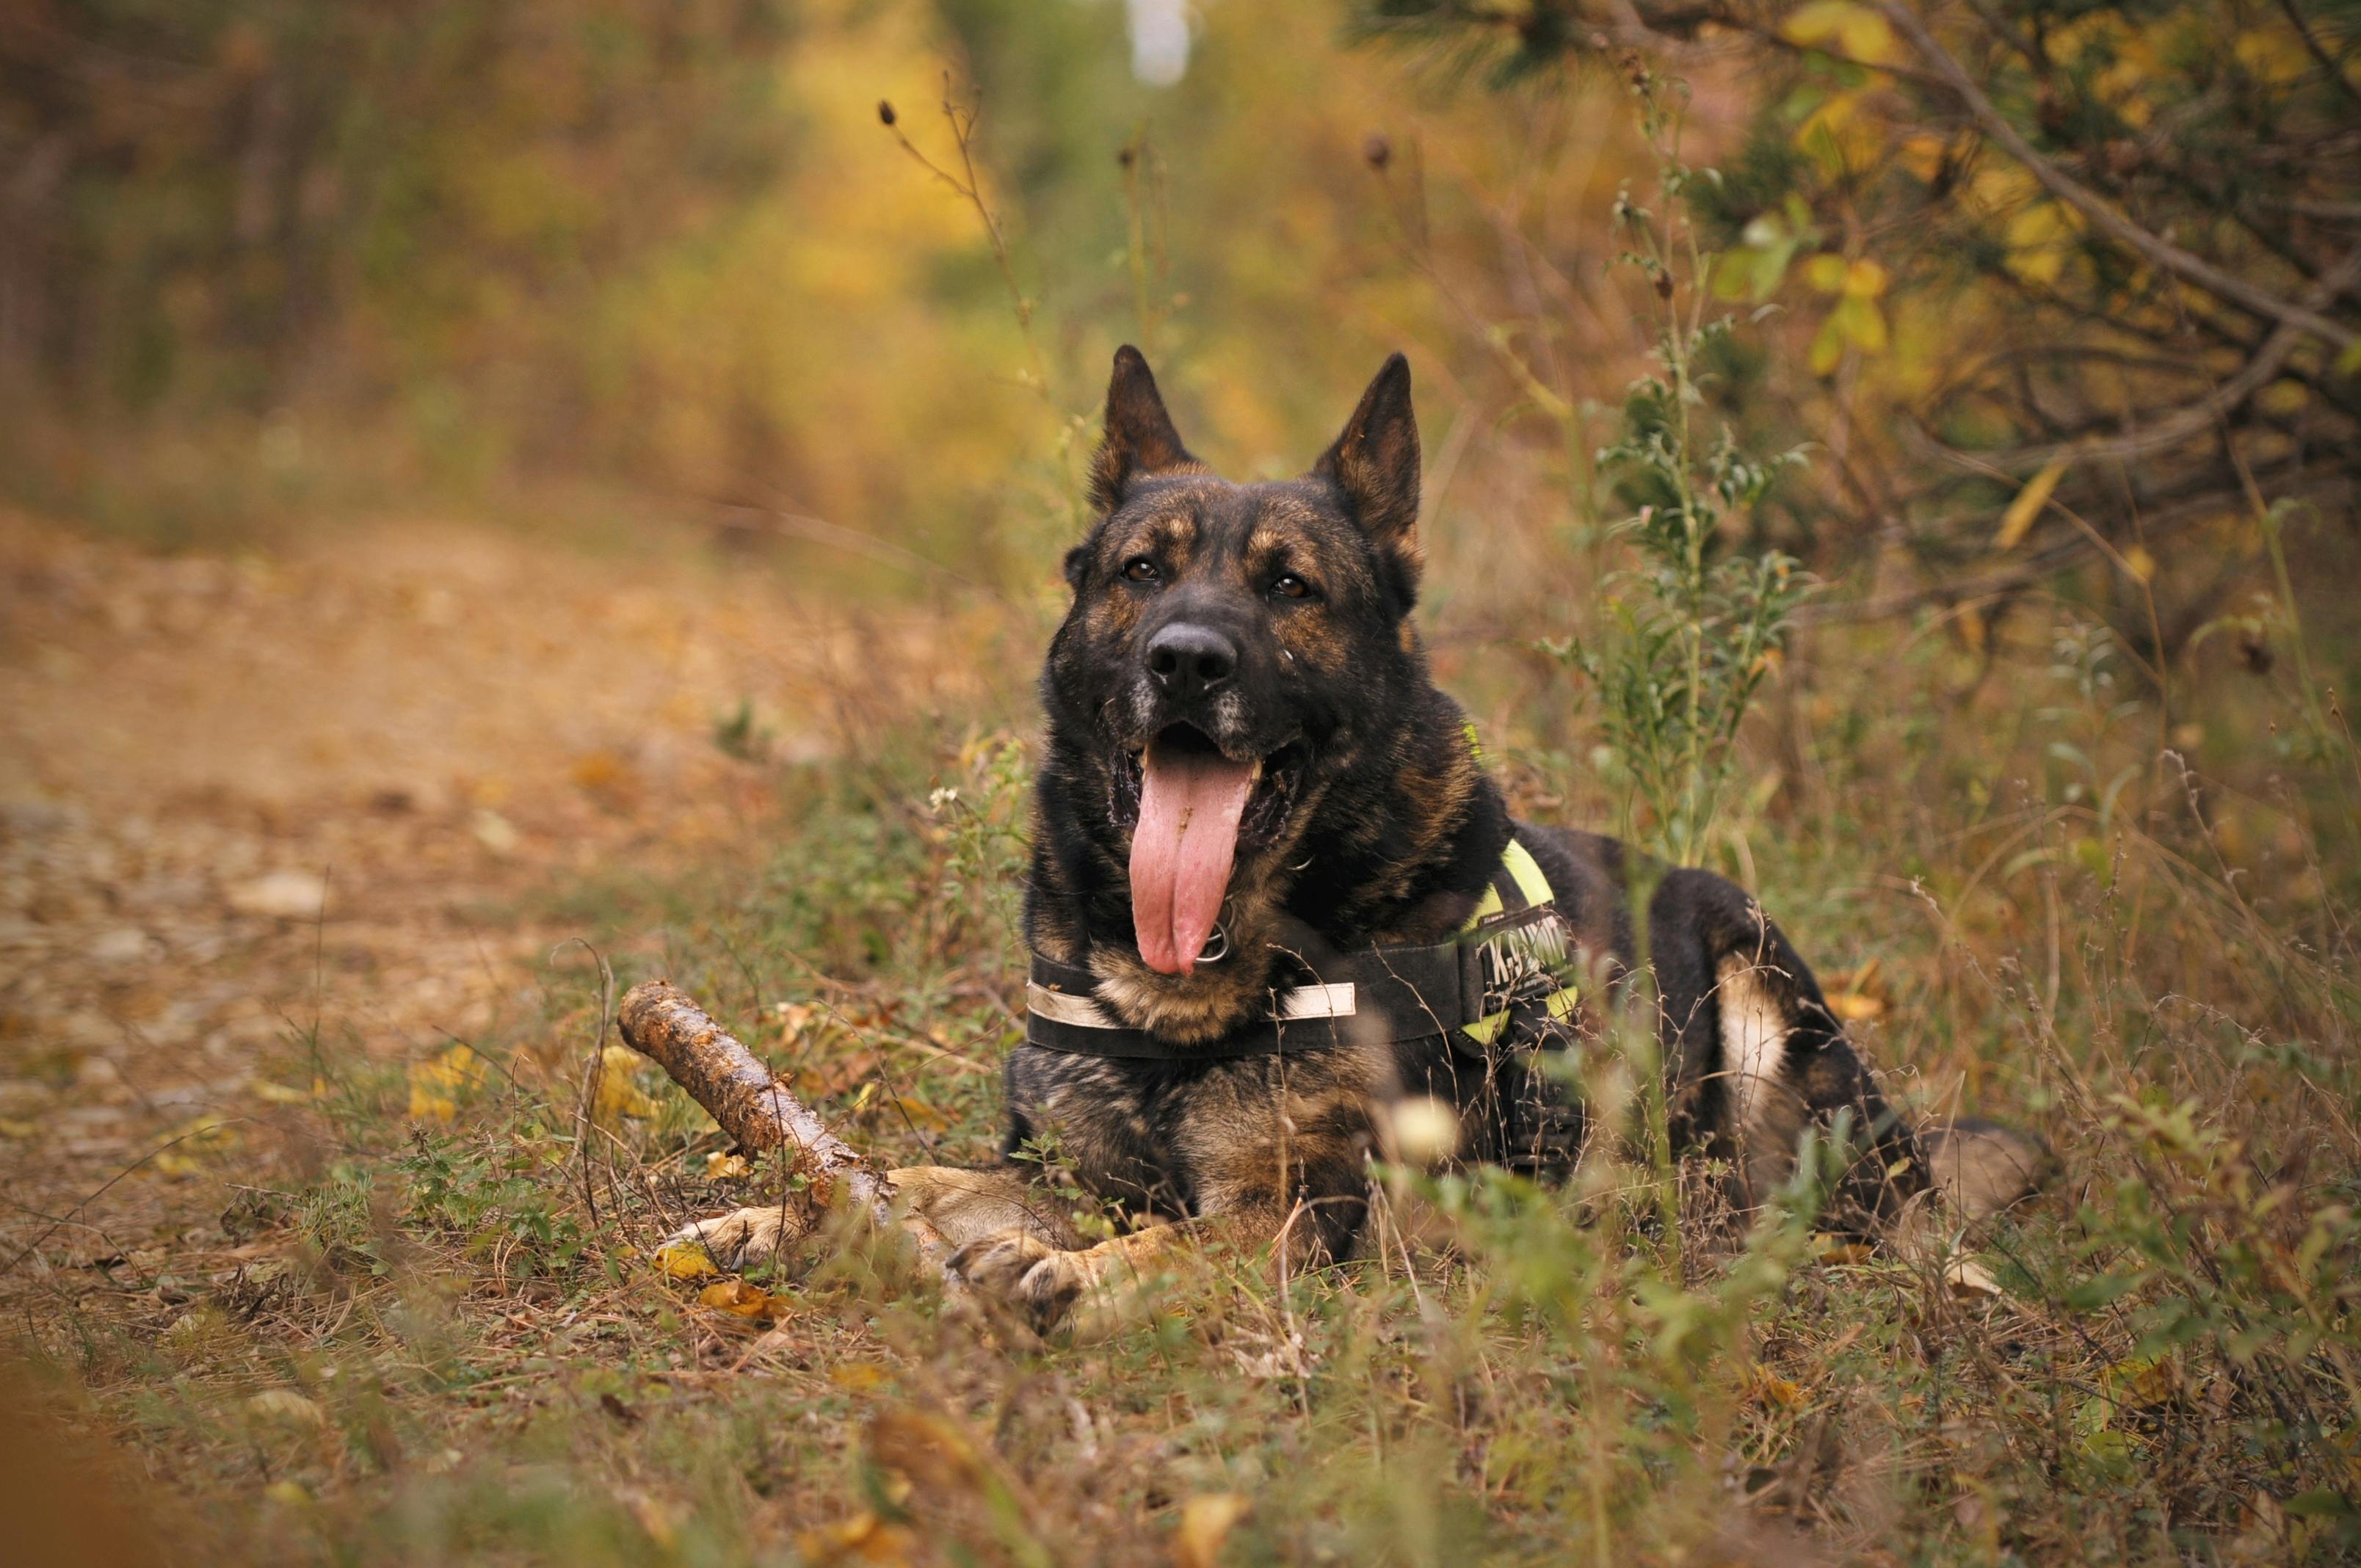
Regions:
[[0, 509, 966, 1290]]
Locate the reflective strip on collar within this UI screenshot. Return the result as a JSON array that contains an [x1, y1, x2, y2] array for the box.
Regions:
[[1027, 980, 1357, 1031], [1274, 982, 1357, 1021], [1026, 983, 1119, 1030]]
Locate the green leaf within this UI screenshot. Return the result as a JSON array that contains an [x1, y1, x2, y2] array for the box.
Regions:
[[2064, 1270, 2147, 1311], [2285, 1491, 2355, 1518]]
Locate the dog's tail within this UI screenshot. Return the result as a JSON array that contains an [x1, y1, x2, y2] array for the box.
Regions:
[[1921, 1116, 2057, 1220]]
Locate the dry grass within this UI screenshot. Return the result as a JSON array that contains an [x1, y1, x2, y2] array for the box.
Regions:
[[4, 486, 2356, 1563]]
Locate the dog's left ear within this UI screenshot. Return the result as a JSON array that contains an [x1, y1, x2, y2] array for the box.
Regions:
[[1313, 353, 1420, 549]]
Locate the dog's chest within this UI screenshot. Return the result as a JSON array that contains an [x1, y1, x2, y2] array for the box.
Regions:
[[1001, 1044, 1392, 1216]]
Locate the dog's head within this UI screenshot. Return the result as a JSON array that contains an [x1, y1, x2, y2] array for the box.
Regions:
[[1041, 346, 1432, 980]]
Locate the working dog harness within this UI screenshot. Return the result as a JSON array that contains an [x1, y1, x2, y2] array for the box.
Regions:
[[1023, 837, 1583, 1061]]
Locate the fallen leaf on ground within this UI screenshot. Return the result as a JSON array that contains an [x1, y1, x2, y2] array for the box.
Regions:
[[697, 1279, 784, 1318], [594, 1044, 661, 1125], [153, 1114, 241, 1177], [797, 1509, 915, 1566], [1812, 1233, 1874, 1266], [1752, 1366, 1805, 1410], [1945, 1257, 2004, 1297], [407, 1044, 493, 1121], [655, 1241, 719, 1280], [245, 1389, 327, 1428], [2097, 1355, 2175, 1412], [1175, 1492, 1252, 1568], [706, 1151, 750, 1179]]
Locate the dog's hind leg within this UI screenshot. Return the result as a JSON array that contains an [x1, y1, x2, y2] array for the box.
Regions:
[[1647, 868, 1926, 1227], [1921, 1117, 2056, 1221]]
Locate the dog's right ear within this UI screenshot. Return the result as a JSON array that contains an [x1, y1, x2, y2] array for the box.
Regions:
[[1087, 346, 1197, 514]]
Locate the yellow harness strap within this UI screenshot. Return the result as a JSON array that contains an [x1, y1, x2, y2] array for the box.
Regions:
[[1457, 837, 1582, 1046]]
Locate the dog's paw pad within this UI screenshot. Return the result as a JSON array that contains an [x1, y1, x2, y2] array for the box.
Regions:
[[947, 1229, 1056, 1292], [948, 1230, 1090, 1330]]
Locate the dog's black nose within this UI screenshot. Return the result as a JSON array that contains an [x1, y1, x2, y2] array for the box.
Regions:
[[1145, 622, 1237, 700]]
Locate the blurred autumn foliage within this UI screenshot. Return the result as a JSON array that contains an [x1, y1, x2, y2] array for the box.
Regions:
[[1357, 0, 2360, 669], [2, 0, 2354, 629]]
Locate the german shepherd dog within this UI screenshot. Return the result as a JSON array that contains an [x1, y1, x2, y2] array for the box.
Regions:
[[674, 349, 2048, 1334]]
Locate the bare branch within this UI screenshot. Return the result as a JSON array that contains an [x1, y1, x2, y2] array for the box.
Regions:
[[1883, 2, 2357, 353], [1924, 244, 2361, 473]]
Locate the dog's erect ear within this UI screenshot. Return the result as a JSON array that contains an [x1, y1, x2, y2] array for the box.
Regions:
[[1313, 353, 1421, 549], [1088, 346, 1195, 513]]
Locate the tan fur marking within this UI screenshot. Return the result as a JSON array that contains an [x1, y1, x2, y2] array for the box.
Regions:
[[1713, 956, 1811, 1203]]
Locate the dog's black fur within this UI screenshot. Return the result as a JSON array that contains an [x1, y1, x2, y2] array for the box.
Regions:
[[674, 349, 2050, 1334]]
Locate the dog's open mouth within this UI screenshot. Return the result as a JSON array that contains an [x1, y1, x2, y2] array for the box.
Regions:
[[1113, 725, 1302, 976]]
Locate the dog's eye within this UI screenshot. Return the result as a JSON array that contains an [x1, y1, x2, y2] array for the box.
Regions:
[[1272, 573, 1313, 600], [1122, 556, 1161, 584]]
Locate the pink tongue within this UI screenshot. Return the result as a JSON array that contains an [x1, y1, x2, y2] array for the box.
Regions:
[[1129, 737, 1256, 976]]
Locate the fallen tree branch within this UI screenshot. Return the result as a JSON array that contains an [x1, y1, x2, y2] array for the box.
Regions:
[[617, 979, 899, 1236]]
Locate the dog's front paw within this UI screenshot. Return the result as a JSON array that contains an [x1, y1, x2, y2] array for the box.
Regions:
[[948, 1228, 1089, 1333], [664, 1205, 797, 1272]]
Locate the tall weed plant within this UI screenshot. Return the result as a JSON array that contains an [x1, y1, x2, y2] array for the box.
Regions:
[[1553, 67, 1808, 869]]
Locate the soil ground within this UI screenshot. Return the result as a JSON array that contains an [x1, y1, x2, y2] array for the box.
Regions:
[[0, 509, 952, 1313]]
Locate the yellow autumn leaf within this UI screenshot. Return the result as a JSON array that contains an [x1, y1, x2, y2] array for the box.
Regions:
[[1897, 131, 1952, 182], [1781, 0, 1896, 63], [250, 1079, 313, 1106], [2003, 199, 2081, 284], [2233, 26, 2311, 86], [797, 1509, 916, 1567], [1794, 90, 1884, 179], [1827, 991, 1887, 1022], [1838, 6, 1894, 62], [1809, 319, 1844, 377], [1843, 257, 1888, 297], [407, 1043, 493, 1121], [1834, 294, 1888, 352], [2122, 544, 2158, 584], [706, 1151, 751, 1179], [1813, 1233, 1876, 1266], [1804, 252, 1850, 294], [1175, 1493, 1253, 1568], [1751, 1366, 1805, 1409], [594, 1044, 661, 1126], [2100, 1356, 2176, 1411], [830, 1361, 889, 1390], [697, 1279, 783, 1318], [153, 1114, 241, 1178], [2257, 379, 2308, 416], [654, 1241, 719, 1280], [1993, 455, 2072, 551]]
